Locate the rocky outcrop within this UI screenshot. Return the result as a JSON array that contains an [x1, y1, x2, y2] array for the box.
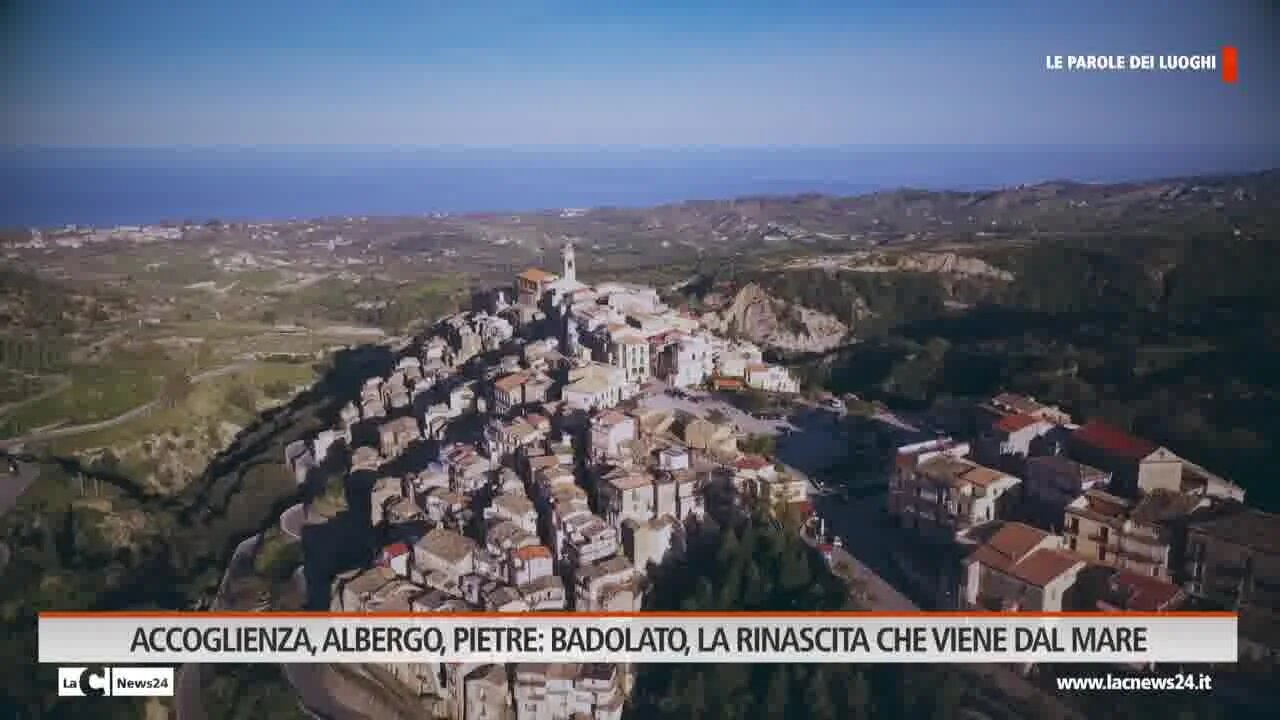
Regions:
[[784, 251, 1014, 281], [703, 283, 849, 354]]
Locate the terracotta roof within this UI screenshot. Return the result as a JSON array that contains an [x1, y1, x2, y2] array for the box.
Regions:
[[995, 413, 1042, 433], [382, 542, 410, 558], [518, 268, 556, 283], [1103, 569, 1184, 612], [1075, 489, 1133, 520], [968, 522, 1049, 573], [514, 545, 552, 561], [494, 373, 528, 392], [1008, 549, 1082, 588], [1073, 421, 1158, 460], [918, 456, 1007, 489], [959, 465, 1007, 488]]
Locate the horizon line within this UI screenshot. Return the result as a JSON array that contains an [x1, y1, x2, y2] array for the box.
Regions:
[[6, 143, 1279, 153]]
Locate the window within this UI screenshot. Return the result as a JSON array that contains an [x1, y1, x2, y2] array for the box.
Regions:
[[1068, 537, 1077, 551]]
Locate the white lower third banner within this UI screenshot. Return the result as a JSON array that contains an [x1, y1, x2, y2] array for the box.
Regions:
[[39, 612, 1237, 665]]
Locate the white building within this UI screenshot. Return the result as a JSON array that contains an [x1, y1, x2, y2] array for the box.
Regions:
[[589, 411, 637, 461], [612, 334, 650, 385], [670, 334, 713, 388], [744, 363, 800, 394], [715, 343, 763, 379], [575, 555, 642, 612], [412, 528, 477, 585], [563, 363, 627, 411]]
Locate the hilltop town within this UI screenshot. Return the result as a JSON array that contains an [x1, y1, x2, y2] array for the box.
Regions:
[[4, 171, 1280, 719], [281, 242, 809, 718], [275, 241, 1279, 719]]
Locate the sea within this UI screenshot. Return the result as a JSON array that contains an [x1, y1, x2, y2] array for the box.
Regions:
[[2, 146, 1276, 229]]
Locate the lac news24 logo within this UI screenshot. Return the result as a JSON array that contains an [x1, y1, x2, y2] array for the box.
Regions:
[[58, 666, 174, 697]]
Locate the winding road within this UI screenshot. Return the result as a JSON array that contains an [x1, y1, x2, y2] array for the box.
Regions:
[[0, 373, 71, 418], [0, 361, 256, 449]]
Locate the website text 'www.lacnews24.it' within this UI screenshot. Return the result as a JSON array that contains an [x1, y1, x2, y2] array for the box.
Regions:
[[1055, 672, 1214, 692]]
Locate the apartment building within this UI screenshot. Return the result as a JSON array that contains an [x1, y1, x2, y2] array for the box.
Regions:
[[621, 514, 677, 571], [462, 664, 514, 720], [1063, 488, 1205, 581], [1184, 502, 1280, 611], [486, 493, 540, 535], [889, 451, 1021, 541], [576, 555, 642, 612], [589, 411, 637, 461], [413, 528, 478, 585], [612, 334, 651, 385]]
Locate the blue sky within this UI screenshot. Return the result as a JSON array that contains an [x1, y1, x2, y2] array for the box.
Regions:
[[1, 0, 1276, 147]]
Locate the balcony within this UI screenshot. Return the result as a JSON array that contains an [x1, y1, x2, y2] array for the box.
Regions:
[[1118, 547, 1164, 566]]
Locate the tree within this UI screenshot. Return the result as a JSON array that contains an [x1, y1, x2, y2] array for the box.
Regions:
[[845, 670, 872, 720], [805, 668, 838, 720], [740, 434, 776, 456], [763, 666, 790, 718], [931, 671, 964, 720]]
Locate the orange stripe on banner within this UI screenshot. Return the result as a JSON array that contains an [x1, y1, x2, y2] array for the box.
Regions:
[[1222, 46, 1238, 83], [38, 611, 1239, 620]]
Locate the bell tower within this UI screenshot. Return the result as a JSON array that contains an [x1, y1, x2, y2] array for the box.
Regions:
[[562, 241, 576, 284]]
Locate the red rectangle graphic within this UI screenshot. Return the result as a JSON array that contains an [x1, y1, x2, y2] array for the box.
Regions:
[[1222, 46, 1238, 83]]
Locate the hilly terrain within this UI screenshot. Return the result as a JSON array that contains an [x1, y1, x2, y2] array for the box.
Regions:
[[0, 167, 1277, 718]]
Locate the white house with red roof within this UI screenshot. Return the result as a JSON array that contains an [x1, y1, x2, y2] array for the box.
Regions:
[[987, 413, 1054, 458], [963, 522, 1084, 612]]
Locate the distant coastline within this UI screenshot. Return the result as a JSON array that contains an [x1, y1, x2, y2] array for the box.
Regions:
[[3, 145, 1278, 229]]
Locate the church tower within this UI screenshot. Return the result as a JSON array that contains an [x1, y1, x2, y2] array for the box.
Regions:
[[562, 241, 577, 284]]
